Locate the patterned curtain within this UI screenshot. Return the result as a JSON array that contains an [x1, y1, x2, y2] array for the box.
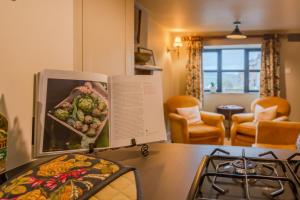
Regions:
[[185, 40, 204, 106], [260, 35, 281, 97]]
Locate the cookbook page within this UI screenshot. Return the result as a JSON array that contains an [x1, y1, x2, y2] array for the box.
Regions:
[[34, 70, 110, 157], [109, 74, 167, 147]]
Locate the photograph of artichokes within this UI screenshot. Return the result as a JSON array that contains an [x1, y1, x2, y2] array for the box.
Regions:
[[44, 79, 109, 152]]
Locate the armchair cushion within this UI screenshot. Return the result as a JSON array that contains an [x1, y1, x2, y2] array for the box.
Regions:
[[254, 105, 277, 122], [232, 113, 254, 123], [200, 111, 224, 126], [237, 122, 256, 136], [188, 123, 220, 139], [235, 134, 255, 144], [177, 105, 201, 124], [273, 116, 289, 122]]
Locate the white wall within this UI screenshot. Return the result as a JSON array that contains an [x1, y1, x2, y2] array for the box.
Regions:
[[0, 0, 74, 169]]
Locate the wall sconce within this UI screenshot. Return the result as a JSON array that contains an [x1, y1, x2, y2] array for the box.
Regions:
[[167, 36, 183, 57]]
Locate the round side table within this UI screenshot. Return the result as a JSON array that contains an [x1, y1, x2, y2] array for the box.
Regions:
[[216, 105, 245, 138]]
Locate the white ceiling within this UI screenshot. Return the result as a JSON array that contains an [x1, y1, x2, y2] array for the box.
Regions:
[[137, 0, 300, 33]]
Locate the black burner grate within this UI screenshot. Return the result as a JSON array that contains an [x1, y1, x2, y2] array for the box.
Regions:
[[188, 148, 300, 200], [287, 152, 300, 185]]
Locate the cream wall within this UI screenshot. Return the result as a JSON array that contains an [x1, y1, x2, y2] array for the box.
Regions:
[[281, 39, 300, 121], [146, 19, 173, 101], [134, 3, 173, 101], [0, 0, 74, 169], [204, 93, 258, 112], [76, 0, 134, 75]]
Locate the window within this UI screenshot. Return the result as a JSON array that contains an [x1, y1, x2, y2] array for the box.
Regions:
[[203, 47, 261, 93]]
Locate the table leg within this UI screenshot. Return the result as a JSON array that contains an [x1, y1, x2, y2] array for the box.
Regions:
[[227, 110, 232, 140]]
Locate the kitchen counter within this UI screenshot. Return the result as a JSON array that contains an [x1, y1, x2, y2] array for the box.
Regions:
[[2, 143, 298, 200]]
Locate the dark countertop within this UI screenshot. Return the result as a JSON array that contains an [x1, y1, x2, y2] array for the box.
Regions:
[[2, 143, 298, 200]]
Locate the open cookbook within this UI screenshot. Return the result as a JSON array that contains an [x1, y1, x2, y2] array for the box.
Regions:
[[34, 70, 166, 157]]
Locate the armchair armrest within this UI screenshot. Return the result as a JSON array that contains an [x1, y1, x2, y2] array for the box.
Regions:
[[252, 143, 296, 150], [272, 116, 289, 122], [231, 113, 254, 145], [200, 111, 224, 126], [168, 113, 189, 143], [200, 111, 225, 143], [256, 121, 300, 145], [232, 113, 254, 124], [169, 113, 188, 124]]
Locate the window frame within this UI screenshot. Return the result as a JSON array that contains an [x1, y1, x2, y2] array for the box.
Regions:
[[203, 48, 261, 93]]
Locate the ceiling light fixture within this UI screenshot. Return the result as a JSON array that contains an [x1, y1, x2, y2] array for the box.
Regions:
[[226, 21, 247, 39]]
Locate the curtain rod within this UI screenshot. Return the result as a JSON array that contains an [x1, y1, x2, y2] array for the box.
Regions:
[[182, 34, 287, 41]]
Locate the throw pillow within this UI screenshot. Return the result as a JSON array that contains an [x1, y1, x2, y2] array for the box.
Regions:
[[254, 105, 278, 123], [177, 106, 201, 124]]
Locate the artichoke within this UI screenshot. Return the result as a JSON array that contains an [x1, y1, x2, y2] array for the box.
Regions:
[[76, 109, 85, 122], [77, 96, 94, 112], [82, 124, 89, 133], [90, 92, 99, 101], [74, 121, 83, 130], [90, 118, 101, 129], [92, 108, 101, 117], [93, 118, 101, 126], [84, 115, 93, 124], [98, 101, 107, 111], [99, 111, 108, 121], [90, 123, 98, 129], [61, 102, 73, 112], [54, 109, 69, 121]]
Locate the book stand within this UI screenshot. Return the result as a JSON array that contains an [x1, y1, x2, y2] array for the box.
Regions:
[[88, 138, 149, 157]]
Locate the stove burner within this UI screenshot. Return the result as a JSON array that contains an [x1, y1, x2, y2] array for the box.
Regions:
[[187, 148, 300, 200], [287, 152, 300, 185], [232, 159, 257, 174]]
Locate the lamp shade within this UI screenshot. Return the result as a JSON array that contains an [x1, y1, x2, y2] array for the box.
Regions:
[[226, 21, 247, 39], [173, 36, 183, 47]]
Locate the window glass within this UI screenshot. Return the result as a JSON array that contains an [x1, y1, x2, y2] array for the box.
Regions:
[[204, 72, 218, 90], [249, 51, 261, 70], [249, 72, 260, 91], [222, 72, 244, 93], [203, 52, 218, 70], [222, 50, 244, 70], [203, 47, 261, 93]]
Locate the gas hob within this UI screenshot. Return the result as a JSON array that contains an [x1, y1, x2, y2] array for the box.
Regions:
[[188, 148, 300, 200]]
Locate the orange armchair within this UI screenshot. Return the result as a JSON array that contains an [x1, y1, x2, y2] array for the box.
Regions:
[[231, 97, 291, 146], [165, 96, 225, 145], [253, 121, 300, 150]]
